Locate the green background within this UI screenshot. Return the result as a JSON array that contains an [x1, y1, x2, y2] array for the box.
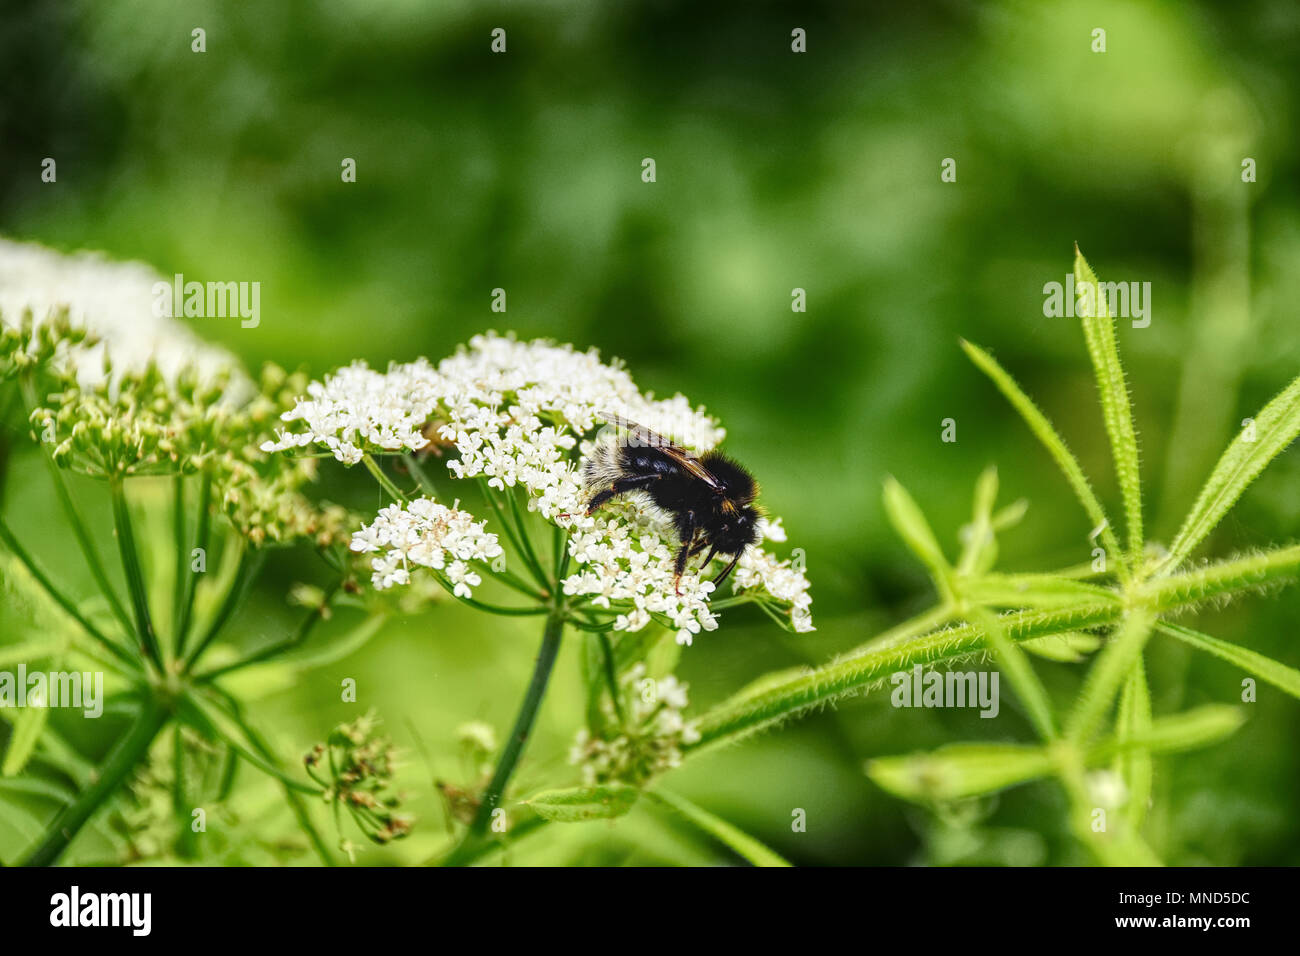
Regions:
[[2, 0, 1299, 864]]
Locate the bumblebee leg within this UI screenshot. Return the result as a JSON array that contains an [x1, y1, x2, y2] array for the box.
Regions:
[[673, 512, 698, 595], [712, 552, 742, 587], [585, 473, 659, 515]]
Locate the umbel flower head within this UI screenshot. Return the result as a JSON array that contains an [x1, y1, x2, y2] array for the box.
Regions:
[[263, 333, 813, 642], [0, 239, 353, 549], [570, 663, 701, 786], [0, 236, 243, 388]]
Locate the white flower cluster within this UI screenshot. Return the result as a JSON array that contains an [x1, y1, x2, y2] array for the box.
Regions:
[[350, 498, 503, 596], [731, 518, 814, 633], [0, 237, 242, 388], [569, 664, 701, 786], [267, 333, 813, 640], [262, 359, 442, 465]]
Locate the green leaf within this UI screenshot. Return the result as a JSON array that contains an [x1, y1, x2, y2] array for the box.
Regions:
[[1065, 609, 1155, 745], [0, 638, 68, 669], [1158, 373, 1300, 574], [867, 742, 1055, 803], [646, 788, 791, 867], [1114, 658, 1152, 831], [882, 476, 954, 601], [960, 339, 1126, 576], [963, 573, 1121, 610], [2, 705, 50, 776], [525, 784, 639, 822], [1022, 631, 1103, 662], [968, 607, 1056, 741], [1094, 704, 1245, 757], [1073, 246, 1144, 565], [956, 466, 1000, 576], [1157, 621, 1300, 699]]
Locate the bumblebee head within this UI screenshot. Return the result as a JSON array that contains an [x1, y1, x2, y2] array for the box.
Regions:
[[712, 503, 763, 556]]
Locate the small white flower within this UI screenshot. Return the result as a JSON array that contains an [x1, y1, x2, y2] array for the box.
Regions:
[[351, 498, 502, 596]]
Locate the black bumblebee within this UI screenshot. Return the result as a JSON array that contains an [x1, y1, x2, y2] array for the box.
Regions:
[[582, 412, 762, 592]]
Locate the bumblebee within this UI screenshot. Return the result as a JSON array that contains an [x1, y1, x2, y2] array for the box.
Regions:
[[582, 412, 761, 592]]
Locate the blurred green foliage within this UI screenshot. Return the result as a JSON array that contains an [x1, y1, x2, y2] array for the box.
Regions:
[[2, 0, 1299, 864]]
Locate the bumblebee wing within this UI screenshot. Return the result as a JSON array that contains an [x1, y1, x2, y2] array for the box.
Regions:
[[596, 410, 725, 492]]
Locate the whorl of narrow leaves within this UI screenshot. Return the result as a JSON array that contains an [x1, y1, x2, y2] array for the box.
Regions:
[[1158, 373, 1300, 575], [1073, 246, 1144, 567]]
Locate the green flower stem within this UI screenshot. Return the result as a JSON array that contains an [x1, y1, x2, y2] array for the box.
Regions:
[[170, 474, 188, 651], [174, 471, 211, 657], [206, 688, 334, 866], [184, 547, 268, 670], [109, 476, 163, 669], [172, 726, 198, 859], [504, 487, 551, 590], [447, 552, 571, 866], [645, 788, 791, 867], [194, 577, 345, 681], [1139, 544, 1300, 606], [22, 694, 169, 866], [476, 478, 544, 588], [429, 814, 549, 866], [0, 514, 137, 671], [39, 450, 134, 638], [470, 559, 546, 600], [597, 631, 626, 724], [362, 453, 407, 504], [403, 452, 437, 495], [429, 569, 550, 616]]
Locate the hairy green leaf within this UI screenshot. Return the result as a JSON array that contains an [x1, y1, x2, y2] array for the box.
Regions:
[[969, 607, 1056, 741], [1159, 374, 1300, 574], [867, 743, 1055, 803], [1157, 622, 1300, 699], [963, 573, 1120, 610], [2, 705, 49, 776], [646, 789, 790, 866], [883, 476, 954, 601], [525, 783, 639, 822], [1093, 704, 1245, 757], [1021, 631, 1102, 662], [1065, 608, 1156, 745], [1114, 659, 1152, 830], [1073, 246, 1143, 564]]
